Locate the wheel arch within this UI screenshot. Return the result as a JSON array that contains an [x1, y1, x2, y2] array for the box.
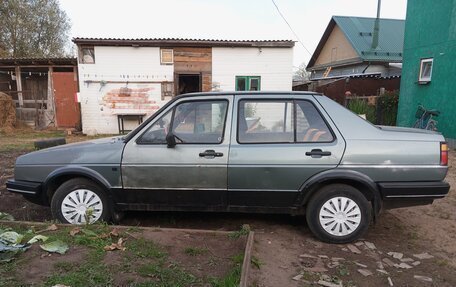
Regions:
[[43, 166, 112, 204], [297, 169, 382, 218]]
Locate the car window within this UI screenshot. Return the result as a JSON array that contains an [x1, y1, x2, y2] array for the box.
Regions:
[[172, 101, 228, 144], [238, 100, 294, 143], [138, 110, 172, 144], [296, 100, 334, 142]]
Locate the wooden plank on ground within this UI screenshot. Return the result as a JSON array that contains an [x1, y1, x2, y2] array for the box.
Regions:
[[240, 231, 255, 287]]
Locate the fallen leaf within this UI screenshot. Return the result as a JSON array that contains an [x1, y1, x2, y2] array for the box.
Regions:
[[98, 233, 110, 239], [47, 224, 58, 231], [36, 224, 58, 234], [104, 238, 126, 251], [40, 240, 69, 254], [110, 228, 119, 237], [69, 227, 81, 236], [27, 235, 48, 244]]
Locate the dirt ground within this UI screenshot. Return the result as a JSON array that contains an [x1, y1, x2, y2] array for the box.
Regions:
[[0, 222, 246, 286], [1, 130, 456, 286]]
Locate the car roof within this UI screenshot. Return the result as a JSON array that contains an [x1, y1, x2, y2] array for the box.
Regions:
[[174, 91, 322, 99]]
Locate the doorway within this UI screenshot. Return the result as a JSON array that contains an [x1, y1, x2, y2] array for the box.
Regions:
[[177, 74, 201, 95]]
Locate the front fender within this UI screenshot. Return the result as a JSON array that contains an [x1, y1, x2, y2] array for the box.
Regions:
[[43, 166, 112, 194]]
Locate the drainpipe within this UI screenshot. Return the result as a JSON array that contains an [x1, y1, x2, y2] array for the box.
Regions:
[[371, 0, 381, 50], [362, 62, 371, 74]]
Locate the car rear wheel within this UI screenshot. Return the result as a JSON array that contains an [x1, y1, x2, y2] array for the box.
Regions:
[[306, 184, 371, 243], [51, 178, 110, 224]]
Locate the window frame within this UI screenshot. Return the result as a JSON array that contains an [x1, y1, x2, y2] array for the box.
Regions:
[[418, 58, 433, 84], [137, 99, 229, 145], [235, 76, 261, 91], [236, 98, 336, 145], [160, 48, 174, 65], [78, 46, 95, 64]]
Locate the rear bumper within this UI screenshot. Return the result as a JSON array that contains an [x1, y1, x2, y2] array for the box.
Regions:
[[6, 179, 42, 195], [379, 181, 450, 209]]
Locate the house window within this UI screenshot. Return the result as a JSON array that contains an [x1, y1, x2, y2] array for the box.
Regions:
[[79, 46, 95, 64], [160, 49, 173, 64], [419, 58, 433, 83], [161, 82, 174, 100], [235, 76, 261, 91]]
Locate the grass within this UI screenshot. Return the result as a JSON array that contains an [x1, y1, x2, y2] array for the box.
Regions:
[[209, 253, 244, 287], [184, 246, 208, 256], [0, 128, 114, 153], [128, 238, 167, 259], [137, 261, 198, 287], [0, 129, 65, 152], [228, 224, 250, 239], [46, 250, 112, 287], [347, 97, 376, 123], [0, 223, 245, 287]]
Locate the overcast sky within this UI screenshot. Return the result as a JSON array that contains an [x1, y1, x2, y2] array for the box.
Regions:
[[59, 0, 407, 69]]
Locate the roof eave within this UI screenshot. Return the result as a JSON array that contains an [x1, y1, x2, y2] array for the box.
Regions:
[[306, 18, 338, 69], [72, 38, 295, 48]]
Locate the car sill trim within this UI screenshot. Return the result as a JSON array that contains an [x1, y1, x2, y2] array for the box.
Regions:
[[385, 194, 447, 198], [7, 188, 37, 195]]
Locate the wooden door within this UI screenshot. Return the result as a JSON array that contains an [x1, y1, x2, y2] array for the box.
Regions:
[[52, 72, 81, 128]]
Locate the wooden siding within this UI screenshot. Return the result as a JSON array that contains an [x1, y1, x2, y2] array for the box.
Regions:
[[314, 25, 359, 67], [174, 47, 212, 92]]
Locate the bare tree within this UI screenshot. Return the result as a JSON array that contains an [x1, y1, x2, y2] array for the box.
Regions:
[[294, 62, 310, 81], [0, 0, 71, 58]]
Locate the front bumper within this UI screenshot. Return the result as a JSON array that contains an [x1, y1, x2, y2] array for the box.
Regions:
[[6, 179, 42, 195], [379, 181, 450, 209]]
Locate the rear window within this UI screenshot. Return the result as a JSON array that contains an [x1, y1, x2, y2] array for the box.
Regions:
[[238, 99, 333, 144]]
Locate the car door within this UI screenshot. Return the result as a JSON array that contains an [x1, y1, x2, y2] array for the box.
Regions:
[[228, 94, 345, 208], [121, 95, 233, 208]]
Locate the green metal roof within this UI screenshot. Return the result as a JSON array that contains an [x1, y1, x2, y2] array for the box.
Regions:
[[307, 16, 405, 68]]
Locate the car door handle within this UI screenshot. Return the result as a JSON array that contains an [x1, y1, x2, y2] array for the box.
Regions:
[[305, 149, 331, 158], [199, 150, 224, 158]]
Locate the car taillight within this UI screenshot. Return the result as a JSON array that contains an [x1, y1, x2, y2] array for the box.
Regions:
[[440, 142, 448, 166]]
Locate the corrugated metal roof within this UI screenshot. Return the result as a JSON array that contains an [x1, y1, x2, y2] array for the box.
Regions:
[[72, 37, 295, 48], [307, 16, 405, 69], [0, 57, 77, 65], [333, 16, 404, 62]]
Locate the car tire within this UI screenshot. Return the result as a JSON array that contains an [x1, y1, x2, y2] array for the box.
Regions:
[[51, 178, 111, 224], [306, 184, 371, 243]]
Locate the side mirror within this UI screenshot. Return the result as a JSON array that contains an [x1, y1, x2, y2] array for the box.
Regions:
[[166, 132, 177, 148]]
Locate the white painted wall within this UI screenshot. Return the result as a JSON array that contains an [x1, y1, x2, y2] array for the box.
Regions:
[[77, 46, 173, 135], [77, 45, 294, 135], [212, 47, 293, 91]]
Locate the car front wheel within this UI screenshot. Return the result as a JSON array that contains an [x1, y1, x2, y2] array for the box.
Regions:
[[51, 178, 110, 224], [306, 184, 371, 243]]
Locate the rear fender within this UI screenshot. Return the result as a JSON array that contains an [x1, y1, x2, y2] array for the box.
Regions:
[[297, 169, 382, 219]]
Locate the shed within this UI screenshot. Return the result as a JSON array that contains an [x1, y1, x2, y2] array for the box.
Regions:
[[0, 58, 81, 129], [72, 38, 295, 135]]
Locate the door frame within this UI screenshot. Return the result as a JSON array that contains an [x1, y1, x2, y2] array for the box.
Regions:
[[174, 72, 202, 96]]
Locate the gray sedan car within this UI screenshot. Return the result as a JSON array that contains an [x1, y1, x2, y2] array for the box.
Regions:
[[7, 92, 450, 243]]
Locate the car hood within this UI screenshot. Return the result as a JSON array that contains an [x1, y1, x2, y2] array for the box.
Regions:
[[16, 136, 126, 165]]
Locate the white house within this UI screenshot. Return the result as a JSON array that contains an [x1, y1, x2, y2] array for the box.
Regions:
[[73, 38, 294, 135]]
